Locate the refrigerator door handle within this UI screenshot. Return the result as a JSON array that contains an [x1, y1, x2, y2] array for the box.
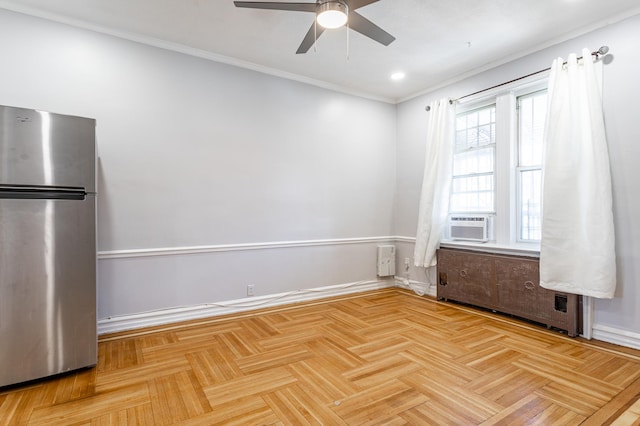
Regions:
[[0, 186, 86, 200]]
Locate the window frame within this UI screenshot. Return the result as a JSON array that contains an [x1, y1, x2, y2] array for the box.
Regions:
[[515, 88, 548, 243], [516, 165, 542, 242], [445, 79, 548, 249]]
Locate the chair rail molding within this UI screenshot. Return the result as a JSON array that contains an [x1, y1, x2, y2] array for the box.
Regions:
[[98, 236, 399, 259]]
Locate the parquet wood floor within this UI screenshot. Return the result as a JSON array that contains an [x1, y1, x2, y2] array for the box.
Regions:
[[2, 289, 640, 425]]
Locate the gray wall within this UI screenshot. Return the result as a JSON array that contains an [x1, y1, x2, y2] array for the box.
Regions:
[[395, 14, 640, 339], [0, 7, 638, 343], [0, 9, 396, 320]]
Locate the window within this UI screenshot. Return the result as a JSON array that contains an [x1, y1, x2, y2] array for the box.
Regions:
[[448, 83, 547, 247], [517, 91, 547, 242], [451, 105, 496, 213]]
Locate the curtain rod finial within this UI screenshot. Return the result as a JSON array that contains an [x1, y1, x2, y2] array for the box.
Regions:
[[425, 105, 431, 111]]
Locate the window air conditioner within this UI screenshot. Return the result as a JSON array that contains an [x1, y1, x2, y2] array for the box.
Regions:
[[449, 215, 490, 242]]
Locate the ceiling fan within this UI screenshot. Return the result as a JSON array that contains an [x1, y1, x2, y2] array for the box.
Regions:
[[233, 0, 395, 54]]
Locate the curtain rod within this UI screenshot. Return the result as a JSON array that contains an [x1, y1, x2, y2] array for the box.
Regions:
[[425, 46, 609, 111]]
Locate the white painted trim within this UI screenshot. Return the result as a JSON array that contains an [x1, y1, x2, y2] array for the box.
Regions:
[[394, 236, 417, 244], [592, 324, 640, 350], [98, 236, 398, 259], [439, 241, 540, 257], [0, 2, 394, 104], [394, 236, 541, 258], [397, 8, 640, 104], [98, 279, 393, 335], [1, 2, 638, 104], [582, 296, 594, 340]]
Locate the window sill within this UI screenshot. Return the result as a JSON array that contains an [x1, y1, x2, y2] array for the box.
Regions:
[[439, 240, 540, 258]]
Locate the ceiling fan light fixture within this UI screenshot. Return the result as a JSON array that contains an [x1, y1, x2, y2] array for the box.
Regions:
[[316, 1, 348, 29]]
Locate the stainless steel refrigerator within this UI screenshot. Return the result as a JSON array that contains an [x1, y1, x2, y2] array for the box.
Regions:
[[0, 105, 97, 387]]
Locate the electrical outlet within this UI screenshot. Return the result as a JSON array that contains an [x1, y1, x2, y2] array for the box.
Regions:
[[404, 257, 410, 270], [247, 285, 255, 296]]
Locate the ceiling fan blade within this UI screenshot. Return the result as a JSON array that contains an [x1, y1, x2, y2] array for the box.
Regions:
[[348, 10, 395, 46], [296, 22, 325, 54], [233, 2, 316, 12], [347, 0, 380, 10]]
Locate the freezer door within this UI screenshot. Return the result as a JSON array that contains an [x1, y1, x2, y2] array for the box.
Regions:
[[0, 195, 96, 387], [0, 105, 96, 192]]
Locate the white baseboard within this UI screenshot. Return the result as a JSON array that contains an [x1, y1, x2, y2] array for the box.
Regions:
[[98, 279, 393, 335], [592, 324, 640, 350], [394, 277, 435, 297]]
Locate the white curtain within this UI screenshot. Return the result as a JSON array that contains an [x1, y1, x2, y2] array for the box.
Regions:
[[540, 48, 616, 298], [414, 98, 455, 270]]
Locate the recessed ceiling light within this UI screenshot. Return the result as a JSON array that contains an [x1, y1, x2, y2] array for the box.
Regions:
[[390, 72, 405, 81]]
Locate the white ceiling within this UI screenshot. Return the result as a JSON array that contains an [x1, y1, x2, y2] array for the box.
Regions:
[[1, 0, 640, 103]]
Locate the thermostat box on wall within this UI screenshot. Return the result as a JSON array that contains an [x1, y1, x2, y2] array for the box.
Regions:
[[377, 245, 396, 277]]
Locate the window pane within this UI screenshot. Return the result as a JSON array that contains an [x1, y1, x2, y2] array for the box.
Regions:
[[452, 104, 496, 214], [519, 168, 542, 241], [450, 174, 494, 212], [518, 90, 546, 242], [453, 147, 494, 176], [478, 108, 492, 125], [518, 91, 547, 167], [455, 105, 496, 152], [478, 124, 494, 147]]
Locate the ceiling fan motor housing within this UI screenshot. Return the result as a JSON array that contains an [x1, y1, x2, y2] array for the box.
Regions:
[[317, 0, 349, 29], [233, 0, 395, 53]]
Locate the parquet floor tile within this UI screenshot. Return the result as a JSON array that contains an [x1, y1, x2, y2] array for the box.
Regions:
[[2, 288, 640, 425]]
